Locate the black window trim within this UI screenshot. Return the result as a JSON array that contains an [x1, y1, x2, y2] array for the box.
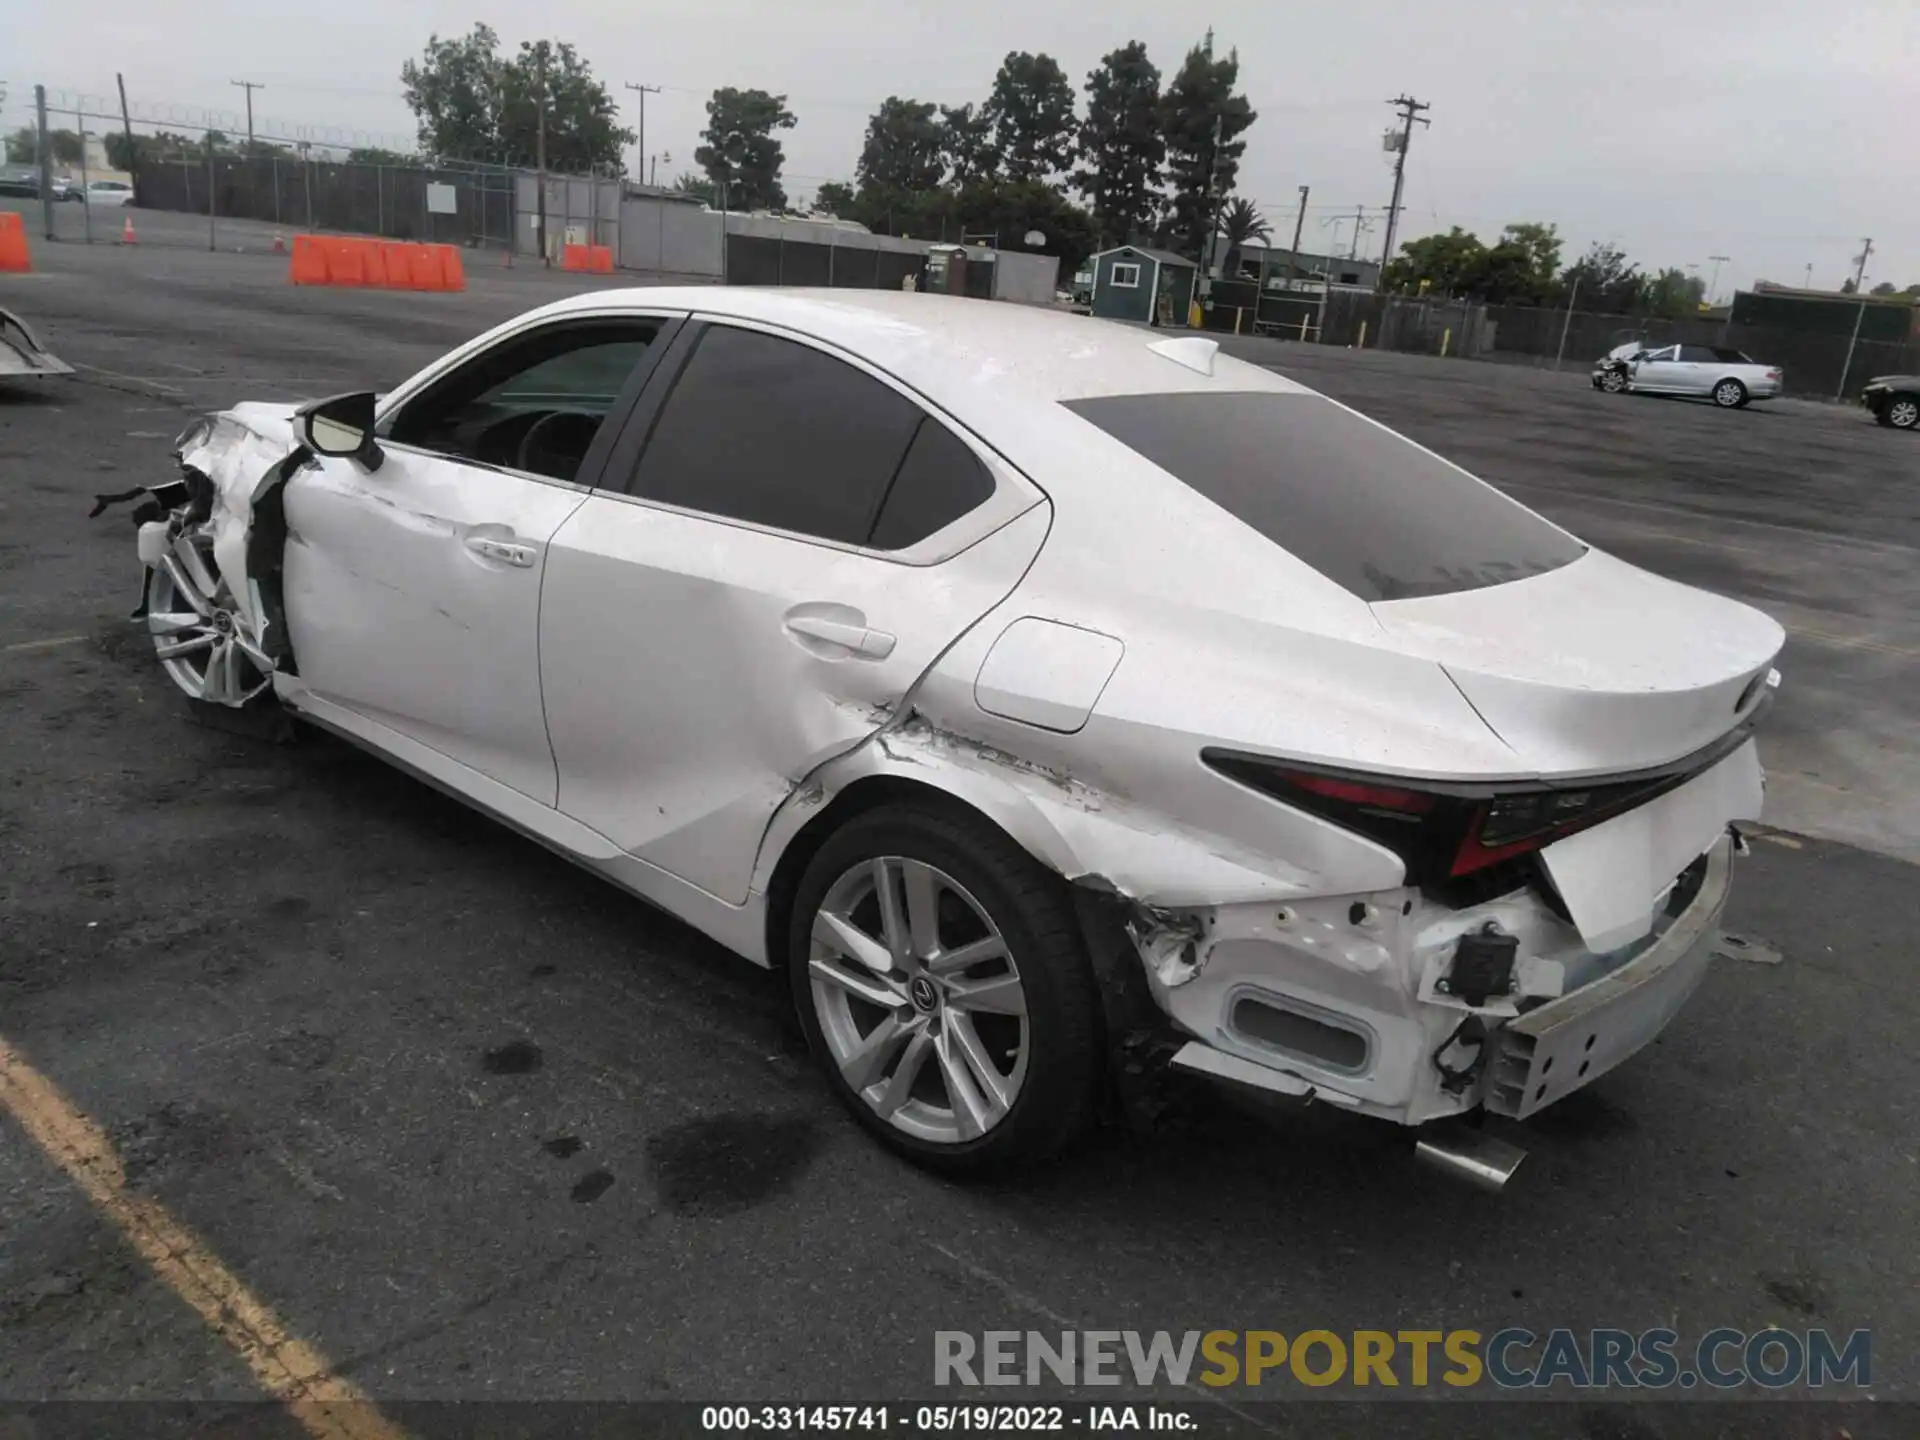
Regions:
[[589, 313, 1042, 566], [372, 311, 688, 492]]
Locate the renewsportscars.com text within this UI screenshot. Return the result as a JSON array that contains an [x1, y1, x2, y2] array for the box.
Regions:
[[934, 1328, 1871, 1391]]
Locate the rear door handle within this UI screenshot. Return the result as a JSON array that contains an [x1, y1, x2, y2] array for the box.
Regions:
[[465, 536, 537, 568], [784, 614, 897, 659]]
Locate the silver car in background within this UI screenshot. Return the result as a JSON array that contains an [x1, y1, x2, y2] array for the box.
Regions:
[[1593, 341, 1783, 408]]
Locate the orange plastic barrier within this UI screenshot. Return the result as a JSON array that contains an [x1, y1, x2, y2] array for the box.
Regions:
[[0, 212, 32, 273], [324, 238, 365, 286], [289, 234, 328, 285], [561, 242, 614, 275], [285, 235, 470, 292]]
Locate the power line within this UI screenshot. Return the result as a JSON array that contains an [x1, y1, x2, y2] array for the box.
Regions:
[[624, 82, 661, 185]]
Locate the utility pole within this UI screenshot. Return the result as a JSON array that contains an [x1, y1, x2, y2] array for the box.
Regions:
[[1348, 204, 1368, 260], [1285, 185, 1308, 284], [1706, 254, 1730, 304], [624, 83, 660, 188], [1378, 94, 1430, 280], [1198, 112, 1227, 303], [1849, 237, 1873, 292], [116, 73, 137, 182], [231, 79, 264, 151]]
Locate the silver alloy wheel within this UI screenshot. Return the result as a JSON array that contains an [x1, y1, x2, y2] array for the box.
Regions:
[[1713, 380, 1744, 407], [808, 856, 1029, 1146], [1600, 370, 1627, 393], [1890, 398, 1920, 429], [145, 528, 273, 705]]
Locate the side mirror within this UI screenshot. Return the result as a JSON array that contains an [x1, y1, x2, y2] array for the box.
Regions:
[[295, 392, 384, 471]]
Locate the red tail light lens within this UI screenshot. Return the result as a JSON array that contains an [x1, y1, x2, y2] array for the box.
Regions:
[[1203, 752, 1696, 892]]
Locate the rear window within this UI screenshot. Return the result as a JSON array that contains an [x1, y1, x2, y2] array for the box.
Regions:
[[1711, 347, 1754, 363], [1062, 391, 1586, 602]]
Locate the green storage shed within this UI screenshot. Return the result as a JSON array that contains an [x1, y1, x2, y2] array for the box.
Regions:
[[1089, 245, 1197, 327]]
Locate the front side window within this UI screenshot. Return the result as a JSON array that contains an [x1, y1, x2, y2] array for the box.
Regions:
[[1641, 346, 1678, 363], [1064, 391, 1586, 602], [384, 320, 661, 482], [627, 325, 981, 547], [1111, 262, 1143, 288]]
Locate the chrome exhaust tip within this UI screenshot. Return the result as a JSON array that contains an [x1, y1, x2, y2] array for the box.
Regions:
[[1414, 1125, 1527, 1193]]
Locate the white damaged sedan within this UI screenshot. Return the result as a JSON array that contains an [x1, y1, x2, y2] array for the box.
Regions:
[[122, 289, 1784, 1182]]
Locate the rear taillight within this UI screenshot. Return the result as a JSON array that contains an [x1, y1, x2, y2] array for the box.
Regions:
[[1766, 369, 1782, 380], [1203, 752, 1691, 891]]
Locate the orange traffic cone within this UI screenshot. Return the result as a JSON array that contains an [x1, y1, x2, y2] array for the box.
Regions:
[[120, 214, 137, 245]]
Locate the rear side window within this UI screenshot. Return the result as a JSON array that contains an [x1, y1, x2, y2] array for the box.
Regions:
[[1678, 345, 1719, 362], [629, 325, 921, 544], [1063, 391, 1586, 602], [868, 418, 996, 550], [1711, 347, 1753, 363]]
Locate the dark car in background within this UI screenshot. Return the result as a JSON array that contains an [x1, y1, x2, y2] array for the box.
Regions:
[[0, 167, 41, 198], [1860, 376, 1920, 431]]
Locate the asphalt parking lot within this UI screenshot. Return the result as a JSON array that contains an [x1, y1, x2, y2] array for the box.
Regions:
[[3, 222, 1917, 1437]]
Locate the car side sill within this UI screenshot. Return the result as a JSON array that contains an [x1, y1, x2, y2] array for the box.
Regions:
[[279, 686, 770, 966]]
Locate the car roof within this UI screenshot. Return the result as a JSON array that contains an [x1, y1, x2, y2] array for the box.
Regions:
[[530, 287, 1313, 411]]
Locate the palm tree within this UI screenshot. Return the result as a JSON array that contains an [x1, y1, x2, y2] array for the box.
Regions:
[[1218, 196, 1273, 278]]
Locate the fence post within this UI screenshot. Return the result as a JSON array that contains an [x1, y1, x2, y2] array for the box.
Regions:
[[1357, 320, 1367, 350], [272, 155, 280, 225], [376, 165, 384, 237], [304, 154, 313, 230], [207, 144, 216, 252]]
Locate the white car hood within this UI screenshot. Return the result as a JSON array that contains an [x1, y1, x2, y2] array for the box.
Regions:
[[1370, 549, 1784, 776], [222, 400, 303, 447]]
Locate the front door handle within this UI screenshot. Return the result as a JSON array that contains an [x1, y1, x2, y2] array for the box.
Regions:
[[466, 536, 537, 568], [784, 613, 897, 659]]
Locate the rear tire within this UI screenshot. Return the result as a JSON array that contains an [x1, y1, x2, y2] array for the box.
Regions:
[[787, 802, 1103, 1176], [1712, 378, 1748, 409], [1887, 396, 1920, 430]]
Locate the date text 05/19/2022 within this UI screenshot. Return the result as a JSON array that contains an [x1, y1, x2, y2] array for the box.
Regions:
[[701, 1404, 1197, 1431]]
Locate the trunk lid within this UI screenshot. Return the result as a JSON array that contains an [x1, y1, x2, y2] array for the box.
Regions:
[[1370, 549, 1784, 776]]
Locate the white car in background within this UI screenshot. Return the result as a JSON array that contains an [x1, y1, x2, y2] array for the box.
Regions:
[[84, 179, 135, 207], [1594, 341, 1782, 407], [114, 291, 1784, 1184]]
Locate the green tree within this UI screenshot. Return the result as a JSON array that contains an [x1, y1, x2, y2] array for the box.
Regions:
[[499, 40, 632, 172], [1159, 33, 1257, 262], [1382, 226, 1488, 295], [939, 103, 997, 186], [1074, 41, 1164, 247], [1217, 196, 1271, 275], [402, 25, 631, 170], [812, 180, 856, 215], [104, 132, 149, 171], [983, 51, 1076, 182], [401, 24, 505, 160], [1840, 277, 1857, 294], [856, 97, 946, 194], [1869, 281, 1896, 297], [346, 147, 420, 166], [696, 87, 796, 210], [671, 171, 716, 204], [1641, 267, 1708, 318], [4, 127, 84, 164], [1559, 241, 1644, 312]]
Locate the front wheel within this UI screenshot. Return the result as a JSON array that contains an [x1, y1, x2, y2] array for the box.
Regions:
[[144, 527, 274, 707], [788, 803, 1104, 1176], [1886, 396, 1920, 430], [1599, 369, 1628, 394], [1712, 378, 1748, 408]]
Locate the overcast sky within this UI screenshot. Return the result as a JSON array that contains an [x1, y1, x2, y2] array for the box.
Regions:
[[9, 0, 1916, 294]]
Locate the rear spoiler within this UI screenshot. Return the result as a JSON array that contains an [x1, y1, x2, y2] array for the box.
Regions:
[[0, 307, 74, 379]]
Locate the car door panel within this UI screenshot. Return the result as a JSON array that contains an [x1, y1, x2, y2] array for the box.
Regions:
[[539, 498, 1050, 904], [1631, 347, 1682, 392], [282, 449, 588, 804]]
